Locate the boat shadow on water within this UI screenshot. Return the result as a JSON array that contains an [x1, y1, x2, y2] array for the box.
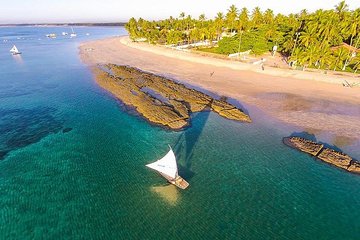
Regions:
[[174, 110, 211, 181]]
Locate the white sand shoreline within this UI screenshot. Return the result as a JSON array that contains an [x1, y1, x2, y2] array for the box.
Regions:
[[118, 36, 360, 86], [79, 36, 360, 144]]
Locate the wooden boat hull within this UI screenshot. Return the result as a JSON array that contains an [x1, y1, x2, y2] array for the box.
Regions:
[[160, 173, 189, 189]]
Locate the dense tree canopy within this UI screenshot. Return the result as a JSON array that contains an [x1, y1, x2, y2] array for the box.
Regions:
[[125, 1, 360, 73]]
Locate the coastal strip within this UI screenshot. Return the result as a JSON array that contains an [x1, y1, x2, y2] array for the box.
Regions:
[[79, 37, 360, 141], [93, 64, 251, 130], [283, 137, 360, 174]]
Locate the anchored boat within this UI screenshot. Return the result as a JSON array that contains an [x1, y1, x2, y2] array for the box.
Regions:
[[146, 146, 189, 189], [70, 27, 77, 38], [10, 45, 21, 55], [46, 33, 57, 38]]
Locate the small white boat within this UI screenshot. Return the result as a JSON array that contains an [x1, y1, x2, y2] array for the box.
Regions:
[[146, 146, 189, 189], [62, 32, 68, 36], [46, 33, 56, 38], [70, 27, 77, 38], [10, 45, 21, 55]]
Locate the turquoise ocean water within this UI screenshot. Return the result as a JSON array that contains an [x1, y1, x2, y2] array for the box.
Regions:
[[0, 26, 359, 239]]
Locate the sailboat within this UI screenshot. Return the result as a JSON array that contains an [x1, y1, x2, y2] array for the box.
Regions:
[[146, 146, 189, 189], [70, 27, 77, 38], [10, 45, 21, 55]]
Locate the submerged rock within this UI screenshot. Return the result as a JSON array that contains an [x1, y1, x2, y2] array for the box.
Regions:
[[62, 127, 73, 133], [283, 136, 360, 175], [0, 150, 8, 160], [93, 64, 251, 130], [0, 107, 63, 160]]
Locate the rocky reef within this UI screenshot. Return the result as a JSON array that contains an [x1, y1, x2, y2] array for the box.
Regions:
[[283, 137, 360, 174], [93, 64, 251, 130]]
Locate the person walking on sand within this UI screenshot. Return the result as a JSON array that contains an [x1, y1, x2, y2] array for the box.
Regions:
[[260, 58, 265, 70]]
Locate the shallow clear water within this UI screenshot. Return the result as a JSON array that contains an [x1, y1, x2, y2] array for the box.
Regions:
[[0, 27, 359, 239]]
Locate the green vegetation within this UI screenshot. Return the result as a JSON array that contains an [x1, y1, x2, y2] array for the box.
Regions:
[[196, 47, 217, 54], [125, 1, 360, 73]]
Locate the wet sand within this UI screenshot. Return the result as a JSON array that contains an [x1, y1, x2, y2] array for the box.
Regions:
[[79, 36, 360, 144]]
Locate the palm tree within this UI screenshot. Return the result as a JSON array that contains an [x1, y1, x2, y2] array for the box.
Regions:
[[125, 17, 139, 40], [263, 9, 274, 24], [226, 4, 238, 33], [264, 23, 277, 41], [335, 0, 349, 20], [332, 47, 349, 70], [185, 15, 192, 43], [123, 2, 359, 75], [282, 36, 296, 54], [298, 44, 321, 68], [251, 7, 263, 26], [237, 7, 249, 31], [347, 9, 360, 47], [215, 12, 225, 40], [207, 24, 217, 42], [310, 9, 324, 32], [199, 14, 206, 28], [179, 12, 186, 31], [299, 9, 309, 20], [289, 47, 302, 65], [189, 28, 201, 43], [316, 43, 333, 69], [174, 30, 182, 44], [351, 55, 360, 73], [299, 25, 318, 47], [342, 10, 360, 69], [318, 11, 339, 45]]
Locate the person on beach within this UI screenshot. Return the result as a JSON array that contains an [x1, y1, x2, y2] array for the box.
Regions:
[[260, 58, 265, 70]]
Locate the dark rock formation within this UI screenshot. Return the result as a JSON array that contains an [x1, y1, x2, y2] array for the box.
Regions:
[[93, 64, 251, 130], [0, 107, 63, 160], [283, 136, 360, 174], [62, 127, 73, 133], [283, 137, 323, 156]]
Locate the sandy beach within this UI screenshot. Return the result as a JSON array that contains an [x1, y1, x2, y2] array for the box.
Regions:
[[79, 36, 360, 144]]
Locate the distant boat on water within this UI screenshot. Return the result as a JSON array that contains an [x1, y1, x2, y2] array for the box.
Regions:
[[62, 32, 68, 36], [146, 146, 189, 189], [10, 45, 21, 55], [46, 33, 56, 38], [70, 27, 77, 38]]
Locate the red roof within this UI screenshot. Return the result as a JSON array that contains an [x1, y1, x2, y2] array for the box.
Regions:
[[331, 43, 360, 52]]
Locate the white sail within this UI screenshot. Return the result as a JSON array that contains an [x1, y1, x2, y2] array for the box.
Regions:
[[70, 27, 77, 37], [10, 45, 19, 53], [146, 148, 178, 179]]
